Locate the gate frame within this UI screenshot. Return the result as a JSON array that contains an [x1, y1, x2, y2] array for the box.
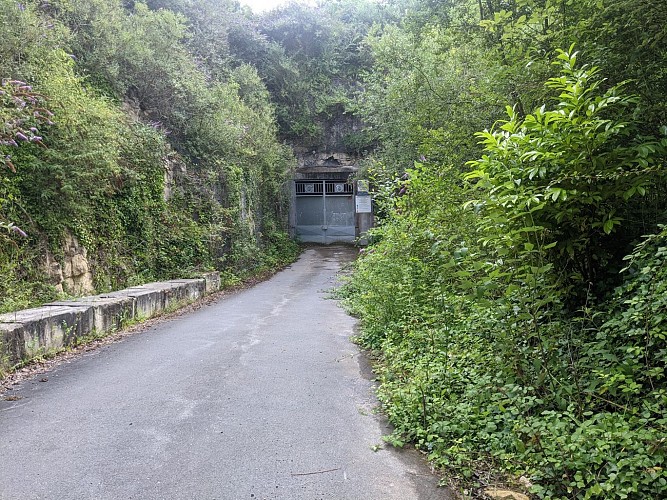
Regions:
[[293, 178, 356, 244]]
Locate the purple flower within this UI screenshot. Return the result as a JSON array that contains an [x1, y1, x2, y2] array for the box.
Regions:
[[15, 132, 29, 142], [419, 155, 426, 162], [16, 3, 26, 12], [30, 136, 42, 142]]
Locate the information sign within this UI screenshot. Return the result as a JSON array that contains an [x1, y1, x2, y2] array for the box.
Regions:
[[355, 195, 372, 213]]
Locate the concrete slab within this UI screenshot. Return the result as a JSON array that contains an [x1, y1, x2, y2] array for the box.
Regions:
[[0, 322, 26, 372], [111, 280, 205, 316], [47, 295, 135, 334], [0, 305, 94, 369], [105, 285, 166, 320], [201, 272, 221, 293], [165, 279, 206, 304]]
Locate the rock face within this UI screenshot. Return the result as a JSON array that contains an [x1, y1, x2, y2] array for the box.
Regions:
[[294, 150, 360, 171], [62, 233, 95, 295], [44, 252, 64, 294], [44, 233, 95, 296], [316, 108, 367, 153], [483, 487, 531, 500], [163, 151, 187, 202]]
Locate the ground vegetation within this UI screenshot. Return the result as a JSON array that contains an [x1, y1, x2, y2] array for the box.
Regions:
[[339, 0, 667, 497]]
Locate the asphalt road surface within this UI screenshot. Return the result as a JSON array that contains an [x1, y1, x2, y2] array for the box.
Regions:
[[0, 246, 452, 500]]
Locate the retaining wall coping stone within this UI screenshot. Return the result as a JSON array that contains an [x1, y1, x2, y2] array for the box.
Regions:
[[0, 274, 219, 374], [200, 273, 221, 293], [0, 304, 91, 324], [0, 305, 94, 369]]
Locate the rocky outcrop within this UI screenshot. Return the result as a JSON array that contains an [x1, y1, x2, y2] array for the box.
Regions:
[[62, 233, 94, 295], [483, 488, 530, 500], [44, 233, 94, 296], [163, 151, 187, 201], [292, 149, 360, 183], [294, 149, 359, 171]]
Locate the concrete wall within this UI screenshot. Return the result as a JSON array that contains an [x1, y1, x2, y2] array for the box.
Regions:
[[0, 274, 220, 374]]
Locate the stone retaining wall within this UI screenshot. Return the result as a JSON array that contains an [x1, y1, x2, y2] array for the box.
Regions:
[[0, 274, 220, 374]]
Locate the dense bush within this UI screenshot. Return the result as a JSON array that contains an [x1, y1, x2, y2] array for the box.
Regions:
[[0, 0, 298, 313], [342, 49, 667, 498]]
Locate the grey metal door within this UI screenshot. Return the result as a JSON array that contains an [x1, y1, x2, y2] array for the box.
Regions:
[[295, 180, 355, 244]]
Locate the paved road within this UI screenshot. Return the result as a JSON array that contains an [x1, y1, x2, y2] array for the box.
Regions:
[[0, 246, 452, 500]]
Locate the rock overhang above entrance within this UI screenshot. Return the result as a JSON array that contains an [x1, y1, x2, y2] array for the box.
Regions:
[[294, 150, 359, 173]]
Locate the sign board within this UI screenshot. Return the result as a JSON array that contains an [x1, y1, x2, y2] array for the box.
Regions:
[[355, 195, 372, 214], [357, 180, 370, 195]]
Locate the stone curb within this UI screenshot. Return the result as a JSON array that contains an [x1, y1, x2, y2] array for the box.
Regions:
[[0, 274, 219, 374]]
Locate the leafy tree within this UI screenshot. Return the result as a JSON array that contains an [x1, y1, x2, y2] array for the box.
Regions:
[[234, 0, 384, 147], [359, 21, 505, 173], [143, 0, 238, 80]]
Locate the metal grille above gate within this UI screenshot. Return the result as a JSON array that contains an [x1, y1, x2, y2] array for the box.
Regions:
[[295, 181, 353, 196]]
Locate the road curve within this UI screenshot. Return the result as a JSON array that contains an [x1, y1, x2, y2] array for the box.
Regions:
[[0, 246, 452, 500]]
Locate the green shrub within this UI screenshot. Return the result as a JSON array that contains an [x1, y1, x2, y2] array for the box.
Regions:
[[342, 50, 667, 498]]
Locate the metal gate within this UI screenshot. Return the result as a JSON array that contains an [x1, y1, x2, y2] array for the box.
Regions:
[[295, 180, 355, 244]]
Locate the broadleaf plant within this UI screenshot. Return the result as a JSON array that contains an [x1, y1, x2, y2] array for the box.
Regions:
[[465, 47, 667, 301]]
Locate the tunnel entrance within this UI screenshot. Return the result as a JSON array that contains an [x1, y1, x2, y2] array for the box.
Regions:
[[294, 178, 355, 244]]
